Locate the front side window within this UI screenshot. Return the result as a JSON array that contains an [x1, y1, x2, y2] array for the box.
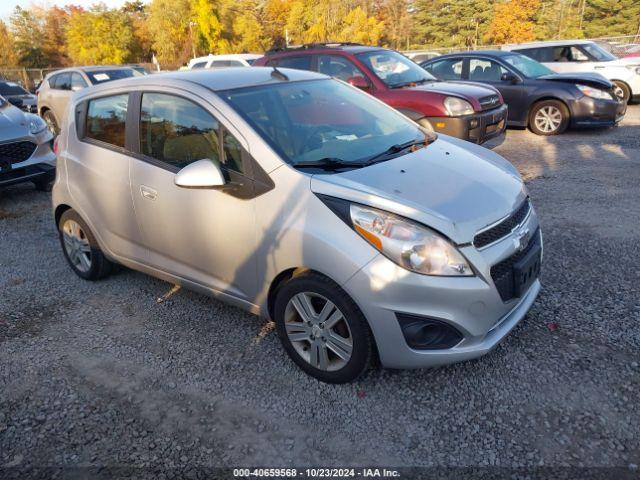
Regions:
[[71, 73, 88, 91], [220, 79, 422, 167], [423, 58, 463, 80], [85, 94, 128, 148], [469, 58, 508, 82], [267, 56, 313, 71], [357, 50, 436, 88], [317, 55, 368, 83], [582, 43, 616, 62]]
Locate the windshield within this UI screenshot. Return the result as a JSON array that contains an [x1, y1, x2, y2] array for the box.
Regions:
[[356, 50, 436, 88], [0, 82, 28, 96], [503, 54, 554, 78], [220, 79, 423, 167], [583, 43, 617, 62], [86, 68, 143, 84]]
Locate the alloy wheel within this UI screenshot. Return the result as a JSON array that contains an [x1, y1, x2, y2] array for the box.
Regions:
[[62, 219, 92, 273], [534, 106, 562, 134], [284, 292, 353, 372]]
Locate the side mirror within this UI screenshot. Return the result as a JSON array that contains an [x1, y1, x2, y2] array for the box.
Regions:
[[174, 159, 226, 188], [501, 72, 519, 84], [347, 75, 370, 90], [7, 97, 23, 108]]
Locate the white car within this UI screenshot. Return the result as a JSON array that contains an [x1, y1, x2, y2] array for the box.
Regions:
[[187, 54, 262, 70], [502, 40, 640, 103]]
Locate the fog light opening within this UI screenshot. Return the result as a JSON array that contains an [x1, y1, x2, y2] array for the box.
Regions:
[[396, 313, 463, 350]]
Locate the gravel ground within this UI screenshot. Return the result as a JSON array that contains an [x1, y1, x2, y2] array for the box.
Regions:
[[1, 107, 639, 478]]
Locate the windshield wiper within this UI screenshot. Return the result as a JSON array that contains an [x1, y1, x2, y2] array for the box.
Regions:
[[363, 133, 436, 166], [292, 157, 365, 171], [390, 78, 430, 89]]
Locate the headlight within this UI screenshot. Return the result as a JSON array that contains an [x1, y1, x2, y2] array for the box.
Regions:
[[350, 204, 472, 276], [25, 113, 47, 134], [443, 96, 474, 116], [575, 84, 613, 100]]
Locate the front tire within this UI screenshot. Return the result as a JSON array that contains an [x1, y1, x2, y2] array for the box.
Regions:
[[612, 81, 630, 104], [273, 272, 374, 383], [58, 209, 113, 280], [528, 100, 569, 136]]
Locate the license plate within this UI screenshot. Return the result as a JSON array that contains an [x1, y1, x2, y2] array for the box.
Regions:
[[512, 243, 541, 297]]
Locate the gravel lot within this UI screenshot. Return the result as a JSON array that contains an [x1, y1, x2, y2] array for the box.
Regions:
[[1, 107, 639, 477]]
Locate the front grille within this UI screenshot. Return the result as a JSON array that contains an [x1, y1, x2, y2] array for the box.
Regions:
[[0, 141, 37, 164], [490, 228, 540, 302], [474, 198, 531, 249], [479, 94, 501, 111]]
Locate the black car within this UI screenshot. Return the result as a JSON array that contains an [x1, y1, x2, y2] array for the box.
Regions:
[[421, 50, 626, 135], [0, 80, 37, 113]]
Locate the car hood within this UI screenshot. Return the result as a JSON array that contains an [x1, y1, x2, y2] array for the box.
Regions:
[[538, 72, 613, 89], [310, 135, 526, 244], [408, 80, 498, 100], [0, 102, 29, 139]]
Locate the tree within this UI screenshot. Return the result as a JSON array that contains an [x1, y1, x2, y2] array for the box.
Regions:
[[66, 5, 136, 64], [485, 0, 540, 44], [336, 7, 384, 45], [413, 0, 494, 48], [147, 0, 192, 68], [231, 0, 270, 52], [42, 6, 71, 67], [192, 0, 230, 54], [263, 0, 291, 47], [122, 1, 153, 62], [583, 0, 640, 37], [0, 21, 17, 67], [380, 0, 415, 50], [10, 6, 46, 67]]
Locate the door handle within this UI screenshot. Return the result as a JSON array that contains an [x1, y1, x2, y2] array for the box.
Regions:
[[140, 185, 157, 201]]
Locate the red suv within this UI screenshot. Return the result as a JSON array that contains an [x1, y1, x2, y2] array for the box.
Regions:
[[254, 43, 508, 144]]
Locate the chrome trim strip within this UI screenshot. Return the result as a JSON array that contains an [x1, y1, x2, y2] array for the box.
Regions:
[[474, 199, 532, 251]]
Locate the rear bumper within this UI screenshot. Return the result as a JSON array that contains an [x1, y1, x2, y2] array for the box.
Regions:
[[570, 96, 626, 127], [424, 104, 508, 144]]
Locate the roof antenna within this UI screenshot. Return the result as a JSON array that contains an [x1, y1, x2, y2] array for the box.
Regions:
[[271, 66, 289, 81]]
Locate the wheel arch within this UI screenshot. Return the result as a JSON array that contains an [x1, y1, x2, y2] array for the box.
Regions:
[[54, 204, 72, 228]]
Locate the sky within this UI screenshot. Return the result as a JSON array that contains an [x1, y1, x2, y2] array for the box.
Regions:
[[1, 0, 147, 19]]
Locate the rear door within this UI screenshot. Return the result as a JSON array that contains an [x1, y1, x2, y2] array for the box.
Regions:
[[67, 92, 146, 262], [128, 89, 262, 302]]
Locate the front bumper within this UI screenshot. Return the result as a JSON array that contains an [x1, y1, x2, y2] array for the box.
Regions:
[[424, 104, 508, 144], [0, 131, 56, 187], [570, 96, 626, 127], [343, 204, 541, 369]]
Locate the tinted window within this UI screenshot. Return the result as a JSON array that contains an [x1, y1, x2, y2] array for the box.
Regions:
[[191, 61, 207, 69], [552, 46, 589, 62], [85, 94, 128, 148], [469, 58, 507, 82], [317, 55, 367, 83], [85, 69, 141, 85], [220, 79, 421, 166], [140, 93, 221, 170], [71, 73, 87, 91], [54, 73, 72, 90], [423, 58, 463, 80], [226, 60, 244, 67], [267, 56, 313, 71], [245, 58, 257, 65], [47, 74, 59, 89], [0, 82, 28, 95], [516, 47, 554, 63]]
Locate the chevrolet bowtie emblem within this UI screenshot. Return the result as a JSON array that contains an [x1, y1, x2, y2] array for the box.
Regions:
[[514, 227, 531, 252]]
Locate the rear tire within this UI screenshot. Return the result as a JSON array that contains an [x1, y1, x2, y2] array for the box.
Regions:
[[42, 110, 59, 136], [273, 271, 374, 383], [528, 100, 569, 136], [58, 209, 113, 280]]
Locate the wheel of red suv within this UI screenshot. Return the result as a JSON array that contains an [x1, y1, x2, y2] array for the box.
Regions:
[[273, 272, 374, 383], [42, 110, 59, 136], [528, 100, 569, 136], [58, 209, 113, 280], [612, 81, 630, 104]]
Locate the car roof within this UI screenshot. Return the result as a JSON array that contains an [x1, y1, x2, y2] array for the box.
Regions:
[[431, 50, 514, 59], [80, 67, 329, 93], [503, 39, 594, 50], [45, 65, 136, 78], [265, 43, 384, 56], [190, 53, 262, 63]]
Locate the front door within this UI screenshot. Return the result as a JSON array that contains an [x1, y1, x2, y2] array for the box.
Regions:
[[129, 91, 259, 302]]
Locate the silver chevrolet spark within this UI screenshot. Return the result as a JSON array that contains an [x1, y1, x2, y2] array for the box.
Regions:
[[52, 68, 542, 383]]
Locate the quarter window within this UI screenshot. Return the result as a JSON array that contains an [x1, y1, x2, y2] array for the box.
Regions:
[[53, 73, 72, 90], [191, 61, 208, 69], [85, 94, 128, 148]]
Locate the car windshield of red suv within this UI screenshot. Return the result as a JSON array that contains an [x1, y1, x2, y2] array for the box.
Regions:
[[221, 78, 425, 168], [357, 50, 437, 88]]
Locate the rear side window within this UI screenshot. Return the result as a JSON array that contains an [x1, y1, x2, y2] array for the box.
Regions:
[[267, 56, 312, 71], [71, 73, 88, 91], [52, 73, 72, 90], [516, 47, 554, 63], [423, 58, 463, 80], [85, 94, 128, 148], [191, 61, 207, 69]]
